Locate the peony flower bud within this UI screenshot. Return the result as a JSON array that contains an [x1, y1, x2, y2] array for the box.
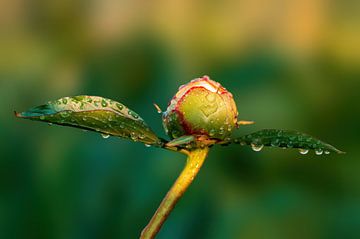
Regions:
[[162, 76, 238, 141]]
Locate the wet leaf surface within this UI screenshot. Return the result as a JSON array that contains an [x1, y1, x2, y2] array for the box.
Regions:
[[232, 129, 345, 155], [15, 96, 163, 146]]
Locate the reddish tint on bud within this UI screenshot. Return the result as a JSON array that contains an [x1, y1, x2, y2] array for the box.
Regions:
[[162, 76, 238, 141]]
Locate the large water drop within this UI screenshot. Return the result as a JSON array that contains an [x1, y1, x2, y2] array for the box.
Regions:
[[299, 148, 309, 155], [315, 149, 323, 155], [251, 143, 264, 152]]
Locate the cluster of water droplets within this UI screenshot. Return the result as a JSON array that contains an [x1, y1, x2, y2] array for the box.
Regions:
[[234, 135, 332, 155]]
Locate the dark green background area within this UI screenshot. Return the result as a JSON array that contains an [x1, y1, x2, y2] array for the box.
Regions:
[[1, 1, 359, 239]]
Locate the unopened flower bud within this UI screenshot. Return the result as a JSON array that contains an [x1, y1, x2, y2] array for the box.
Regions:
[[163, 76, 238, 140]]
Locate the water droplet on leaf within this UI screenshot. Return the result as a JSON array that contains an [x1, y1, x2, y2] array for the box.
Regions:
[[101, 134, 110, 139], [315, 149, 323, 155], [251, 143, 264, 152], [299, 148, 309, 155], [116, 103, 123, 110], [271, 139, 280, 147], [60, 111, 69, 118], [130, 132, 138, 141]]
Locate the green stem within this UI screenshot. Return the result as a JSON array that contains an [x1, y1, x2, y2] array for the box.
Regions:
[[140, 147, 210, 239]]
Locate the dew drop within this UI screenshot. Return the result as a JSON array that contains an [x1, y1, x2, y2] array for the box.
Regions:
[[130, 132, 138, 141], [324, 150, 330, 155], [101, 134, 110, 139], [39, 116, 45, 120], [128, 110, 139, 119], [145, 144, 151, 148], [48, 123, 53, 126], [116, 103, 123, 111], [271, 139, 280, 147], [299, 148, 309, 155], [101, 100, 108, 107], [209, 129, 216, 137], [251, 143, 264, 152], [315, 149, 323, 155], [60, 111, 69, 118]]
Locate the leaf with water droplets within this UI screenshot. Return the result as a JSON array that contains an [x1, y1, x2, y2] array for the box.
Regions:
[[15, 96, 163, 146], [232, 129, 345, 154]]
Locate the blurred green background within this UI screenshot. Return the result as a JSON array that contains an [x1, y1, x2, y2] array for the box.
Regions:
[[1, 0, 359, 238]]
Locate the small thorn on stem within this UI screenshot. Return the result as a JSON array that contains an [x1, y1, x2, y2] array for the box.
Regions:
[[237, 120, 255, 126], [153, 103, 162, 114]]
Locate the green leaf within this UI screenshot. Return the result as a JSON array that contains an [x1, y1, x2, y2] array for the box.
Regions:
[[232, 129, 345, 155], [15, 95, 163, 146]]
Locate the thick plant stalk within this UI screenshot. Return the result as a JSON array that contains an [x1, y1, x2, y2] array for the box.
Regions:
[[140, 147, 210, 239]]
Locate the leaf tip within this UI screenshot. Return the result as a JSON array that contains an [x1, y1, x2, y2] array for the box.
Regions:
[[14, 111, 23, 118], [337, 149, 346, 154]]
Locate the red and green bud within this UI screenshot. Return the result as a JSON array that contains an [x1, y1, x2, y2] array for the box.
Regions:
[[162, 76, 238, 141]]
